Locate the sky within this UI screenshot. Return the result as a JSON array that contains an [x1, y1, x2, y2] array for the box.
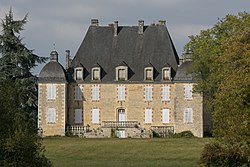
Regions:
[[0, 0, 249, 75]]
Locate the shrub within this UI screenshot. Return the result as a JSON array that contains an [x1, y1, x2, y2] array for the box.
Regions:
[[173, 131, 195, 138], [199, 141, 249, 167]]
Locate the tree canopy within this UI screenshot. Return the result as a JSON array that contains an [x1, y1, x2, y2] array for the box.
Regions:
[[0, 9, 51, 166], [185, 12, 250, 143]]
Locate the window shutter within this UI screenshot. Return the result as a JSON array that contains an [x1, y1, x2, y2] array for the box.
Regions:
[[47, 85, 56, 100], [118, 85, 125, 101], [145, 108, 152, 123], [184, 108, 193, 123], [75, 109, 82, 124], [47, 108, 56, 123], [75, 85, 82, 100], [145, 86, 152, 101], [162, 85, 170, 101], [162, 109, 170, 123], [184, 85, 193, 99], [92, 108, 99, 123], [92, 85, 99, 101]]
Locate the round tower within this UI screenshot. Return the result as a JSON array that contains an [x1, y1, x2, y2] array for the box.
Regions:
[[38, 50, 68, 136]]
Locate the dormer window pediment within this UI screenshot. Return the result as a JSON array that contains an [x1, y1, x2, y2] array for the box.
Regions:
[[116, 62, 128, 81], [144, 66, 154, 81], [92, 66, 101, 81], [162, 67, 171, 81], [74, 63, 84, 81]]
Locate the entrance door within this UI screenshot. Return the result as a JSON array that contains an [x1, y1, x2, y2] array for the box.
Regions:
[[117, 130, 126, 138], [118, 109, 125, 122]]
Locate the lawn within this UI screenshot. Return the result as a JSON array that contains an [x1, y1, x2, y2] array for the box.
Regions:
[[43, 137, 211, 167]]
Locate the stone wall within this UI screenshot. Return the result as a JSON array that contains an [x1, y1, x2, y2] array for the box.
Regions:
[[67, 82, 204, 137], [38, 83, 67, 136]]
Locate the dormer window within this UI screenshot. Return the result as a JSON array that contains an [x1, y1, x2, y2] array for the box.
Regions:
[[162, 67, 171, 81], [74, 67, 84, 80], [92, 67, 101, 81], [144, 67, 154, 81], [116, 62, 128, 81]]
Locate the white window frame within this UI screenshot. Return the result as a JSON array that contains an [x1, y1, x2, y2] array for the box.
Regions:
[[92, 85, 100, 101], [92, 67, 101, 81], [47, 84, 56, 100], [162, 67, 171, 81], [145, 108, 152, 124], [116, 66, 128, 81], [74, 84, 83, 101], [74, 109, 83, 124], [74, 67, 84, 80], [162, 85, 170, 101], [184, 84, 193, 100], [144, 85, 153, 101], [92, 108, 100, 124], [162, 108, 170, 124], [117, 85, 125, 101], [144, 67, 154, 81], [184, 107, 193, 123], [47, 108, 56, 123]]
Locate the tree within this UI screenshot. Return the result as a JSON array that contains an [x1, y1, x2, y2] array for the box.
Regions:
[[185, 12, 250, 166], [0, 9, 51, 166], [0, 9, 47, 119]]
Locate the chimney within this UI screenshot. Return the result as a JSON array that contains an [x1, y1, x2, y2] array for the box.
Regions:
[[158, 20, 166, 26], [91, 19, 99, 26], [114, 21, 118, 36], [66, 50, 71, 69], [138, 20, 144, 34]]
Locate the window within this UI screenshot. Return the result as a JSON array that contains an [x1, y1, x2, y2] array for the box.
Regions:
[[75, 109, 83, 124], [184, 108, 193, 123], [47, 108, 56, 123], [76, 69, 83, 80], [144, 85, 153, 101], [47, 84, 56, 100], [144, 67, 153, 81], [162, 67, 171, 80], [162, 109, 170, 123], [162, 85, 170, 101], [92, 85, 100, 101], [145, 108, 152, 123], [74, 66, 84, 80], [92, 67, 101, 81], [92, 108, 100, 124], [117, 85, 125, 101], [116, 65, 128, 81], [184, 84, 193, 100], [75, 85, 83, 100]]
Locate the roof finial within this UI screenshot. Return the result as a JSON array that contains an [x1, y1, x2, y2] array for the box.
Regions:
[[53, 43, 56, 51]]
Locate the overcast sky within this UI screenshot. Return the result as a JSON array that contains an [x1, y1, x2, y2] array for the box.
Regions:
[[0, 0, 249, 75]]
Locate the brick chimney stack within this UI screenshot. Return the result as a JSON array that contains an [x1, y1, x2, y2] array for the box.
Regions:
[[114, 21, 118, 36], [138, 20, 144, 34], [66, 50, 71, 69], [91, 19, 99, 26]]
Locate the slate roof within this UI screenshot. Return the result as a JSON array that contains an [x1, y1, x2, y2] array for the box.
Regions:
[[38, 61, 67, 83], [70, 23, 179, 83], [173, 61, 195, 82]]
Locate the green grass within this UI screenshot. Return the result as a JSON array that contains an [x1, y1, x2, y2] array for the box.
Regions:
[[43, 137, 211, 167]]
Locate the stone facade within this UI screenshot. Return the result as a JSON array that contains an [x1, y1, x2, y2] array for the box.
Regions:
[[38, 20, 210, 138], [38, 83, 67, 136]]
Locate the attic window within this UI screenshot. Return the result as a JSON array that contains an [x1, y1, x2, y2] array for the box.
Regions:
[[116, 66, 128, 81], [162, 67, 171, 81], [92, 67, 101, 81], [74, 67, 84, 80], [144, 67, 154, 81]]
